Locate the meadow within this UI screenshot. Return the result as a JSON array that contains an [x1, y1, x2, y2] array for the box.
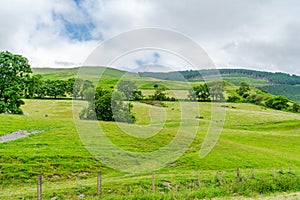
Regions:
[[0, 67, 299, 199], [0, 98, 299, 199]]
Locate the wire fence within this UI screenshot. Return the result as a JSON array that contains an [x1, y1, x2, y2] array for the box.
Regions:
[[1, 167, 300, 199]]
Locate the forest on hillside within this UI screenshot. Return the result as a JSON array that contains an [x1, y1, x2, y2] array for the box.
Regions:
[[139, 69, 300, 85], [259, 85, 300, 103]]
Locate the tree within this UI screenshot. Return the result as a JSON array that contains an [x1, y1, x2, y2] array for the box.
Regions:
[[188, 89, 197, 101], [83, 87, 95, 101], [65, 78, 75, 97], [227, 95, 241, 103], [72, 78, 83, 99], [207, 81, 225, 101], [80, 87, 135, 123], [130, 90, 144, 101], [265, 96, 289, 110], [0, 51, 32, 114], [116, 80, 137, 100], [94, 89, 114, 121], [35, 81, 48, 98], [292, 103, 300, 113], [81, 80, 94, 99], [44, 80, 67, 99], [65, 78, 94, 99], [111, 91, 135, 123], [150, 87, 167, 101], [189, 84, 210, 101], [237, 82, 250, 96], [247, 94, 264, 105], [24, 74, 43, 99]]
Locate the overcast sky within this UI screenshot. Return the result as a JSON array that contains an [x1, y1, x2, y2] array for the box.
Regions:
[[0, 0, 300, 74]]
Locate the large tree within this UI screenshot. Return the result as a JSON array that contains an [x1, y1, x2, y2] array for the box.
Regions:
[[237, 82, 250, 96], [44, 80, 67, 99], [116, 80, 137, 100], [24, 74, 43, 99], [80, 87, 135, 123], [189, 84, 210, 101], [0, 51, 32, 114], [207, 81, 225, 101]]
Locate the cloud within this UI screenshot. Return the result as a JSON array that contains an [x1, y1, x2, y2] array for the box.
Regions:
[[0, 0, 299, 74], [0, 0, 98, 67]]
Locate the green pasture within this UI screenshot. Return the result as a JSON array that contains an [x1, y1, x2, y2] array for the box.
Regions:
[[0, 98, 299, 198]]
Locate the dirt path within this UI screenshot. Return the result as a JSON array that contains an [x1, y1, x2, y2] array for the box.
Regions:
[[0, 130, 44, 143]]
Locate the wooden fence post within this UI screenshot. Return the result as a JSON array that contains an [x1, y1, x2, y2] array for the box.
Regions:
[[152, 172, 155, 193], [197, 171, 201, 188], [273, 168, 276, 180], [250, 168, 254, 178], [236, 167, 240, 183], [37, 174, 42, 200], [97, 171, 102, 197]]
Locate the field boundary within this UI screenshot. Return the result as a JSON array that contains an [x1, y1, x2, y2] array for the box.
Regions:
[[1, 167, 299, 199]]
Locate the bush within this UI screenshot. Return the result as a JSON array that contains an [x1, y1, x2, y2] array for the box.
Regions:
[[265, 96, 289, 110], [247, 94, 265, 105], [227, 95, 241, 103], [292, 103, 300, 113]]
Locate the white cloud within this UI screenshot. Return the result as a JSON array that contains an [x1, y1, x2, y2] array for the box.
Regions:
[[0, 0, 98, 67], [0, 0, 300, 74]]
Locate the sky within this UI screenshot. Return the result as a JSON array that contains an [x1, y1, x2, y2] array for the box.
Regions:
[[0, 0, 300, 74]]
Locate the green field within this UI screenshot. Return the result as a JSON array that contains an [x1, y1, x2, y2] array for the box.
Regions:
[[0, 67, 300, 199], [191, 74, 268, 87], [0, 98, 300, 199]]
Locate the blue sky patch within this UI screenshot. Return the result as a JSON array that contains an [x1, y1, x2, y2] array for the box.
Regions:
[[52, 11, 96, 41], [135, 52, 161, 66]]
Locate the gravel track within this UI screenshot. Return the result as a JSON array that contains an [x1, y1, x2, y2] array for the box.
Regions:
[[0, 130, 44, 143]]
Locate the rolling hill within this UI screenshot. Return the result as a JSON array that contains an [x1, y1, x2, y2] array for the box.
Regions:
[[138, 69, 300, 102], [0, 66, 299, 199], [33, 67, 300, 102]]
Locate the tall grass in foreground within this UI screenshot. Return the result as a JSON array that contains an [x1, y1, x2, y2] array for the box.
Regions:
[[3, 169, 299, 199]]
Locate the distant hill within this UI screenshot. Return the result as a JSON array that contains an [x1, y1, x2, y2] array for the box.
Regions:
[[33, 67, 300, 102], [139, 69, 300, 85], [139, 69, 300, 102], [258, 85, 300, 103], [32, 66, 137, 80]]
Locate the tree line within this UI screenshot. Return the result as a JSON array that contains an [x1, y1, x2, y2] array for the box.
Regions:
[[188, 81, 225, 102], [258, 85, 300, 103], [0, 51, 95, 114], [139, 69, 300, 85], [22, 75, 94, 100], [228, 82, 300, 113], [79, 80, 177, 123]]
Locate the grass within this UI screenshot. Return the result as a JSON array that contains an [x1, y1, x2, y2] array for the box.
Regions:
[[0, 98, 299, 198], [220, 74, 268, 87], [0, 67, 299, 199], [33, 66, 206, 90], [0, 168, 299, 199], [190, 74, 268, 87]]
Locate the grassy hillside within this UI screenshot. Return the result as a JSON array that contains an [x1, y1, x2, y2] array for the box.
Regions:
[[139, 69, 300, 85], [0, 67, 299, 198], [33, 67, 202, 90], [138, 69, 300, 102], [0, 98, 299, 198], [32, 68, 79, 80], [259, 85, 300, 103], [32, 66, 138, 81]]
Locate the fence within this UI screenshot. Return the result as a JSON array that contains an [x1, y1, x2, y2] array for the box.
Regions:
[[1, 167, 299, 199], [31, 167, 290, 200]]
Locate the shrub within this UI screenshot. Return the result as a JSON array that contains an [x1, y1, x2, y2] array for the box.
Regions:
[[227, 95, 241, 103]]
